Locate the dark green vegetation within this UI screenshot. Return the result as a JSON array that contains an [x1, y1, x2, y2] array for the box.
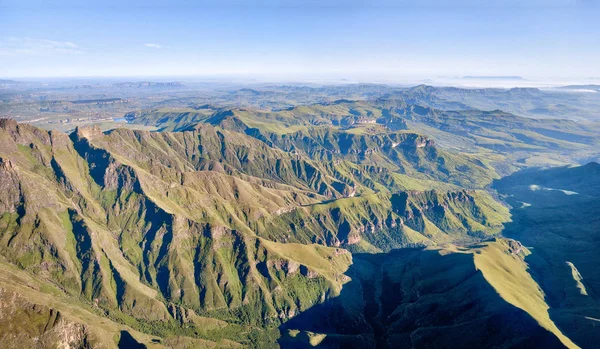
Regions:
[[1, 82, 600, 348]]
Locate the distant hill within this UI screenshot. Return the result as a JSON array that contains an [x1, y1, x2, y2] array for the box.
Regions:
[[393, 84, 600, 121], [558, 84, 600, 91], [0, 79, 26, 85], [461, 75, 525, 80], [112, 81, 184, 88]]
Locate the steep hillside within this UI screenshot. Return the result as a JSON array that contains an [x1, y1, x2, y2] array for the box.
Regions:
[[254, 127, 495, 188], [264, 190, 507, 253], [4, 79, 600, 348]]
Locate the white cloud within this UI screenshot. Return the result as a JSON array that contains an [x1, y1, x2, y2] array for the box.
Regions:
[[0, 37, 82, 56], [144, 43, 162, 49]]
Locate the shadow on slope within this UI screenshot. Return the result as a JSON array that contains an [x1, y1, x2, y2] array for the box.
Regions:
[[277, 241, 568, 349], [494, 162, 600, 349], [118, 330, 147, 349]]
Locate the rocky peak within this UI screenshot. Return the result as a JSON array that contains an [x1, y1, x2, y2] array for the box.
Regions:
[[0, 157, 17, 171], [0, 118, 18, 131], [415, 136, 435, 148], [72, 125, 103, 141]]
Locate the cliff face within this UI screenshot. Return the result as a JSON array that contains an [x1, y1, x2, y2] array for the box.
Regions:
[[0, 158, 21, 213], [0, 287, 95, 349]]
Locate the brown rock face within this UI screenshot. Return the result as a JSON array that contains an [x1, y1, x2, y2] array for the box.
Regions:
[[0, 158, 22, 213], [0, 288, 94, 349], [0, 118, 18, 130]]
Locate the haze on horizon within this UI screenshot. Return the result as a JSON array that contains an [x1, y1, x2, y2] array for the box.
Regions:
[[1, 0, 599, 83]]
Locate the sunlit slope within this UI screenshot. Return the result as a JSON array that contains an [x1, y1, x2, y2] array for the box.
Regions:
[[473, 240, 578, 349], [0, 261, 166, 349], [69, 122, 507, 250]]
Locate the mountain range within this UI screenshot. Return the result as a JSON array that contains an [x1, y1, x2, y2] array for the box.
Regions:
[[1, 84, 599, 348]]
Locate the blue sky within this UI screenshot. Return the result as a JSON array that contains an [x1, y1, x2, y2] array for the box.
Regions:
[[0, 0, 598, 80]]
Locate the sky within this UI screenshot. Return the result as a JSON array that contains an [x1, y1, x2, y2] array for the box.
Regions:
[[0, 0, 599, 81]]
